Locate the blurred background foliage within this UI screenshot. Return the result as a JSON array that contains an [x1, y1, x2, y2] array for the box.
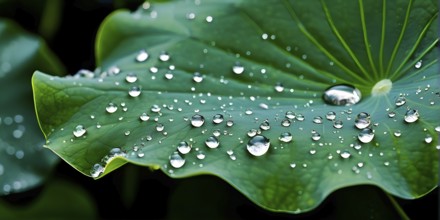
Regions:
[[0, 0, 437, 219]]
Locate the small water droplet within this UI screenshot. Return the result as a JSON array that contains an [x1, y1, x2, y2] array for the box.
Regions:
[[424, 135, 433, 144], [212, 114, 224, 124], [313, 116, 323, 124], [274, 82, 284, 92], [73, 125, 86, 137], [393, 130, 402, 137], [159, 51, 170, 61], [192, 72, 203, 83], [125, 73, 138, 83], [333, 120, 343, 129], [247, 129, 258, 137], [395, 96, 406, 107], [128, 86, 141, 97], [151, 104, 161, 113], [435, 126, 440, 132], [296, 114, 305, 121], [285, 111, 296, 119], [354, 112, 371, 129], [205, 136, 220, 148], [90, 163, 104, 178], [106, 103, 118, 113], [205, 15, 213, 22], [388, 111, 396, 118], [323, 84, 362, 106], [404, 109, 419, 123], [136, 50, 149, 62], [247, 135, 270, 156], [325, 111, 336, 120], [232, 62, 244, 74], [279, 132, 293, 143], [169, 152, 185, 168], [191, 114, 205, 127], [340, 151, 351, 159], [289, 163, 296, 168], [177, 141, 191, 154], [358, 128, 374, 143], [156, 123, 164, 131], [415, 60, 422, 69], [196, 151, 206, 160], [137, 151, 145, 158], [139, 113, 150, 121], [260, 120, 270, 130], [281, 119, 291, 127], [311, 132, 321, 141], [226, 120, 234, 127]]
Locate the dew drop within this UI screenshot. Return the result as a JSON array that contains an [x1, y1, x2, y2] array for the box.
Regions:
[[212, 114, 224, 124], [128, 86, 141, 97], [289, 163, 296, 168], [139, 113, 150, 121], [191, 114, 205, 127], [395, 96, 406, 107], [424, 135, 433, 144], [311, 132, 321, 141], [354, 112, 371, 129], [125, 73, 138, 83], [205, 136, 220, 149], [313, 116, 323, 124], [388, 111, 396, 118], [73, 125, 86, 137], [247, 129, 258, 137], [325, 111, 336, 121], [279, 132, 293, 143], [333, 120, 343, 129], [196, 151, 206, 160], [415, 60, 422, 69], [285, 111, 296, 119], [260, 120, 270, 130], [404, 109, 419, 123], [106, 103, 118, 113], [136, 50, 149, 62], [151, 104, 161, 113], [169, 152, 185, 168], [323, 84, 362, 106], [393, 130, 402, 137], [358, 128, 374, 143], [296, 114, 305, 121], [159, 51, 170, 61], [340, 151, 351, 159], [177, 141, 191, 154], [90, 163, 104, 178], [193, 72, 203, 83], [247, 135, 270, 156], [155, 123, 164, 132], [226, 120, 234, 127], [232, 62, 244, 74], [274, 82, 284, 92], [281, 119, 291, 127]]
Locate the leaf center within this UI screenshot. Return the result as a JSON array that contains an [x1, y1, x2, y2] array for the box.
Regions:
[[371, 79, 392, 96]]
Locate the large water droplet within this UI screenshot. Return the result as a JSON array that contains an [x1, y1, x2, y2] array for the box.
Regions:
[[136, 50, 149, 62], [358, 128, 374, 143], [128, 86, 141, 97], [354, 112, 371, 129], [323, 84, 361, 106], [106, 103, 118, 113], [73, 125, 86, 137], [278, 132, 293, 143], [247, 135, 270, 156], [177, 141, 191, 154], [205, 136, 220, 148], [404, 109, 419, 123], [232, 62, 244, 74], [169, 152, 185, 168], [212, 114, 224, 124], [191, 114, 205, 127]]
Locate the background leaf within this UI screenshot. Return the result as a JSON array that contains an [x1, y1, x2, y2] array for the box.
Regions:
[[33, 0, 439, 213], [0, 19, 64, 195]]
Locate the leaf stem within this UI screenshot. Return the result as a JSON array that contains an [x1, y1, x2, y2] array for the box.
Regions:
[[386, 193, 410, 220]]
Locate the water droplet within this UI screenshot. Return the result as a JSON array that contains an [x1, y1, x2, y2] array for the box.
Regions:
[[247, 129, 258, 137], [90, 163, 104, 178], [260, 120, 270, 130], [289, 163, 296, 168], [212, 114, 224, 124], [313, 116, 323, 124], [281, 119, 291, 127], [325, 111, 336, 120], [435, 126, 440, 132], [125, 73, 138, 83], [247, 135, 270, 156], [191, 114, 205, 127], [136, 50, 149, 62], [226, 120, 234, 127], [139, 113, 150, 121], [149, 105, 160, 113], [358, 128, 374, 143], [404, 109, 419, 123], [274, 82, 284, 92], [205, 16, 213, 22], [415, 60, 422, 69], [323, 84, 362, 106], [388, 111, 396, 118], [128, 86, 141, 97], [192, 72, 203, 83], [296, 114, 305, 121], [73, 125, 86, 137], [333, 120, 343, 129], [424, 135, 433, 144], [159, 51, 170, 61], [232, 62, 244, 74], [354, 112, 371, 129], [169, 152, 185, 168], [278, 132, 293, 143], [106, 103, 118, 113], [205, 136, 220, 148], [340, 151, 351, 159], [311, 132, 321, 141], [285, 111, 296, 119], [156, 123, 164, 131], [196, 151, 206, 160], [393, 130, 402, 137], [177, 141, 191, 154], [395, 96, 406, 107]]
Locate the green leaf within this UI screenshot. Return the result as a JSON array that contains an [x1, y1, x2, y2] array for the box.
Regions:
[[0, 179, 98, 219], [0, 19, 64, 195], [32, 0, 439, 213]]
